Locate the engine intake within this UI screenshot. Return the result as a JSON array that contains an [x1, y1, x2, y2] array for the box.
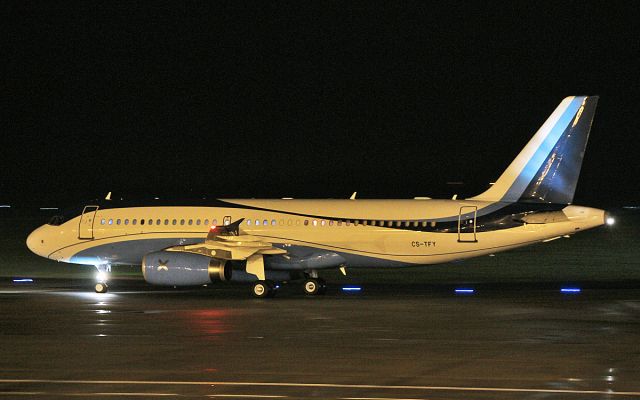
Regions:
[[142, 251, 232, 286]]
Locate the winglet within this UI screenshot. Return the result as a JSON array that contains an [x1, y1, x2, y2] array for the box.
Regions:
[[350, 192, 357, 200]]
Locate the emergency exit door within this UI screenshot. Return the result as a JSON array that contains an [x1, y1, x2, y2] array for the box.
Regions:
[[457, 206, 478, 243]]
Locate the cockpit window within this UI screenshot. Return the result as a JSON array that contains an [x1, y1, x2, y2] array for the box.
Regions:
[[48, 215, 65, 226]]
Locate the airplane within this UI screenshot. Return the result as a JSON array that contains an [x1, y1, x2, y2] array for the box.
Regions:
[[27, 95, 610, 297]]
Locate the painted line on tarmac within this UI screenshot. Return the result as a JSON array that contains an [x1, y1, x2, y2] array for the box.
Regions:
[[0, 379, 639, 397], [343, 397, 428, 400], [207, 395, 287, 398]]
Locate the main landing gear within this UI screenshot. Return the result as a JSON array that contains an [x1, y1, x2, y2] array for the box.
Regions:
[[303, 278, 327, 296], [252, 280, 278, 298]]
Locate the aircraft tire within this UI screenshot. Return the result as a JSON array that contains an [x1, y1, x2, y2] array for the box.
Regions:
[[94, 282, 108, 293], [252, 280, 276, 298], [303, 278, 322, 295]]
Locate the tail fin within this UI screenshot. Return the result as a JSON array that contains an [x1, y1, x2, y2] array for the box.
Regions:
[[470, 96, 598, 204]]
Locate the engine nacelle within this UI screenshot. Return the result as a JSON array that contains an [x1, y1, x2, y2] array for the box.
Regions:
[[142, 251, 232, 286]]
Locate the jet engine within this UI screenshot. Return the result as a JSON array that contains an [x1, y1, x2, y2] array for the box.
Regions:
[[142, 251, 232, 286]]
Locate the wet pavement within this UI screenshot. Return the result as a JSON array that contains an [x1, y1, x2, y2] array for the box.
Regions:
[[1, 279, 639, 399]]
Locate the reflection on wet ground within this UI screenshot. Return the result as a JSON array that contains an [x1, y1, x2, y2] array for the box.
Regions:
[[0, 279, 639, 399]]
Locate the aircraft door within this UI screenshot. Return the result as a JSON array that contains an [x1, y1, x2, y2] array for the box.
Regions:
[[458, 206, 478, 243], [78, 205, 99, 240], [223, 216, 231, 226]]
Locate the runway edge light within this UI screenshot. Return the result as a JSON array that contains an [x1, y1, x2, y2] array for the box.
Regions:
[[455, 288, 475, 294], [12, 278, 34, 284], [560, 287, 581, 293]]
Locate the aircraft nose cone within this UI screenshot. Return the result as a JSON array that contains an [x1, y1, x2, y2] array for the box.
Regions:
[[26, 226, 46, 257]]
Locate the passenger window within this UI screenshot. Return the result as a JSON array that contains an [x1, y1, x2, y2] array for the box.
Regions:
[[204, 219, 208, 226], [101, 218, 106, 225], [304, 220, 309, 226], [140, 219, 145, 225], [116, 219, 121, 225], [395, 221, 401, 227], [172, 219, 177, 225], [108, 219, 113, 225], [422, 221, 427, 227], [156, 219, 161, 225], [196, 219, 201, 225], [263, 219, 268, 226], [329, 220, 334, 226], [180, 219, 185, 225], [133, 219, 137, 225], [247, 219, 252, 225], [354, 220, 359, 226], [124, 219, 129, 225], [413, 221, 418, 227], [337, 221, 342, 226], [430, 221, 436, 228], [164, 219, 169, 225], [212, 219, 217, 226], [271, 219, 276, 225], [321, 220, 326, 226], [255, 219, 260, 226], [148, 219, 153, 225], [188, 219, 193, 225], [346, 220, 351, 226], [312, 220, 317, 226]]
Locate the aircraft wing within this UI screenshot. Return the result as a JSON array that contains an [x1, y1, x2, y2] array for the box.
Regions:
[[163, 218, 285, 280], [164, 218, 286, 261]]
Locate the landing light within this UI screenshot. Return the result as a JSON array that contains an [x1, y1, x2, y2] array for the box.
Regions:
[[606, 217, 615, 226], [342, 286, 362, 292], [455, 288, 475, 294], [561, 287, 581, 293], [96, 272, 108, 282]]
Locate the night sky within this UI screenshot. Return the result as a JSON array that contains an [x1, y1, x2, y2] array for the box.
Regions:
[[3, 2, 639, 208]]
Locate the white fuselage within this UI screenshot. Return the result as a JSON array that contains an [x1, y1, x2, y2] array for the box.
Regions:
[[26, 199, 605, 269]]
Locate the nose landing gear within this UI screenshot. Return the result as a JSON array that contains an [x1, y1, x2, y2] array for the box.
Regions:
[[94, 264, 111, 293], [94, 282, 109, 293]]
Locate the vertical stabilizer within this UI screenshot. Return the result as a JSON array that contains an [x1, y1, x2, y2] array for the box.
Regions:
[[470, 96, 598, 204]]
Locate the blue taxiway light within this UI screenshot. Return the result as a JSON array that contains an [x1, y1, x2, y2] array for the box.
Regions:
[[12, 278, 34, 283], [342, 286, 362, 292], [455, 288, 475, 294], [561, 288, 581, 293]]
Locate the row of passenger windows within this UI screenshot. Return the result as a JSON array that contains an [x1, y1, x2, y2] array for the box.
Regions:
[[101, 218, 219, 226], [99, 217, 437, 228]]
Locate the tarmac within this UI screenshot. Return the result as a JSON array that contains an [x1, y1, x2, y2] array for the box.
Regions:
[[1, 278, 639, 399]]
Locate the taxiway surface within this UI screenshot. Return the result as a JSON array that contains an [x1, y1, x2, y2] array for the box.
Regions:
[[1, 279, 639, 399]]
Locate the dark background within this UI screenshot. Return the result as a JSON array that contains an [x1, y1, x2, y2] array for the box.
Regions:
[[2, 2, 639, 209]]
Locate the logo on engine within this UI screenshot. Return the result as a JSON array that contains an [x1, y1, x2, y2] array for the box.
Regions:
[[158, 259, 169, 272]]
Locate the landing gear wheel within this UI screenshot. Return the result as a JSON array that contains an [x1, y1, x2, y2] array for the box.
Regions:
[[252, 280, 277, 298], [94, 282, 108, 293], [303, 278, 326, 295]]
